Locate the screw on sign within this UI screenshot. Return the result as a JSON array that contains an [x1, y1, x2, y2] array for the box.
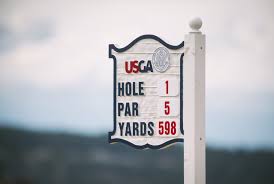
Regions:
[[109, 35, 184, 149]]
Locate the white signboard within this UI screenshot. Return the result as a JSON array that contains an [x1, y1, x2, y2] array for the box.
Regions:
[[109, 35, 184, 149]]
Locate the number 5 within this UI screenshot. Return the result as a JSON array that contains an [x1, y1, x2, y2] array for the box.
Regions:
[[164, 101, 170, 115], [159, 121, 164, 135]]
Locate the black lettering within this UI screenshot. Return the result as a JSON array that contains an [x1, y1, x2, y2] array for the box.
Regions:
[[118, 122, 124, 136], [140, 122, 146, 136], [125, 123, 132, 136], [125, 82, 131, 96], [118, 82, 124, 96], [124, 103, 131, 116], [132, 122, 139, 136], [132, 82, 138, 96], [139, 82, 144, 95], [146, 60, 153, 72], [132, 102, 138, 116], [118, 103, 124, 116], [139, 60, 146, 73], [147, 122, 154, 136]]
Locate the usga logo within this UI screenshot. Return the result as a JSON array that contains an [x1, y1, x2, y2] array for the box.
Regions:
[[124, 47, 170, 74]]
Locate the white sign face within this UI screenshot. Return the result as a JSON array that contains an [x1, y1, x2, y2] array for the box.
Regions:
[[109, 35, 184, 149]]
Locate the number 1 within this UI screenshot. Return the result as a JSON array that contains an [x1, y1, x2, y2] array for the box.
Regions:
[[165, 80, 169, 94]]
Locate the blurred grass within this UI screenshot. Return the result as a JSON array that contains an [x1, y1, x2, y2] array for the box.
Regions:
[[0, 126, 273, 184]]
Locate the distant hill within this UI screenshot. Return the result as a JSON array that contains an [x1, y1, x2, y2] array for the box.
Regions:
[[0, 126, 273, 184]]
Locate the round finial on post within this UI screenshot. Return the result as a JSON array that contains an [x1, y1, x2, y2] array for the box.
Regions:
[[189, 17, 202, 33]]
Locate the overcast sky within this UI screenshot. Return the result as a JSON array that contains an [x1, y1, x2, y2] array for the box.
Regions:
[[0, 0, 273, 148]]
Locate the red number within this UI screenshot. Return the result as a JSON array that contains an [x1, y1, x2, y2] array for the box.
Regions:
[[164, 101, 170, 115], [165, 80, 169, 94], [171, 121, 176, 135], [158, 121, 177, 135], [165, 121, 170, 134], [159, 121, 164, 135]]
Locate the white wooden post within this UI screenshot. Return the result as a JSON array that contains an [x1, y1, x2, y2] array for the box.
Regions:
[[184, 17, 206, 184]]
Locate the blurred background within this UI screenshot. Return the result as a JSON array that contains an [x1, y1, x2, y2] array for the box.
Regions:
[[0, 0, 273, 184]]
